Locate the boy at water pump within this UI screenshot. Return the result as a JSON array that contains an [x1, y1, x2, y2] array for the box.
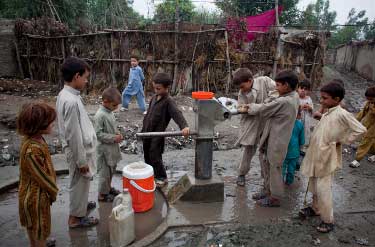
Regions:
[[94, 87, 123, 202], [233, 68, 276, 187], [237, 70, 299, 207], [300, 81, 366, 233], [142, 72, 190, 187]]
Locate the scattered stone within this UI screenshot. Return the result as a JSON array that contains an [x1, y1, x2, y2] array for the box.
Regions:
[[355, 238, 369, 246], [349, 160, 360, 168], [1, 139, 8, 143], [225, 193, 236, 197], [368, 155, 375, 162], [312, 238, 321, 246]]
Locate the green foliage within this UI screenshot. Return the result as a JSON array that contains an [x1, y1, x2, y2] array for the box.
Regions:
[[300, 0, 336, 30], [364, 19, 375, 40], [154, 0, 195, 22], [215, 0, 301, 25], [328, 8, 369, 48]]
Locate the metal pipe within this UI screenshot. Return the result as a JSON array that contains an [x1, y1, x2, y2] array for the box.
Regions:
[[136, 130, 198, 138]]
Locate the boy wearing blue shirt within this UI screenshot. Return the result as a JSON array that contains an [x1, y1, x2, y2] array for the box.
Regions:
[[282, 110, 305, 185], [121, 55, 146, 114]]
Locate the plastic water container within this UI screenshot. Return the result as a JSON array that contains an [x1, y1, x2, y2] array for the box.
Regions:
[[109, 189, 135, 247], [122, 161, 156, 212]]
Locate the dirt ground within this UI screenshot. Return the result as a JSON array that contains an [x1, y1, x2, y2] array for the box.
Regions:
[[0, 65, 375, 246]]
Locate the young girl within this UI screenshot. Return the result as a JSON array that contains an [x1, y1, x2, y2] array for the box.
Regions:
[[298, 79, 313, 147], [17, 102, 59, 247]]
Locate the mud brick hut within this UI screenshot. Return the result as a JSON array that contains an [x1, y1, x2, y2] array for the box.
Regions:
[[14, 19, 329, 94]]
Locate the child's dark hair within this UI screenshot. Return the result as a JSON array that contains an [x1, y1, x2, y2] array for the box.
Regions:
[[320, 81, 345, 101], [365, 86, 375, 98], [153, 72, 172, 88], [299, 79, 311, 90], [331, 79, 344, 87], [233, 68, 253, 86], [275, 70, 299, 90], [17, 102, 56, 137], [130, 54, 139, 61], [61, 57, 90, 82], [102, 87, 122, 103]]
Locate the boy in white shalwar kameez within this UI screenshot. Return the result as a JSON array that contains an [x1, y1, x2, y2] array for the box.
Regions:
[[56, 57, 99, 228], [300, 81, 366, 233], [238, 70, 299, 207], [233, 68, 276, 186]]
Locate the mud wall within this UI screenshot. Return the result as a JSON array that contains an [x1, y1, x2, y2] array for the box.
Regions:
[[335, 41, 375, 81]]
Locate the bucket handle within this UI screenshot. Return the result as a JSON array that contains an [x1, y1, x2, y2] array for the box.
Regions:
[[130, 180, 156, 193]]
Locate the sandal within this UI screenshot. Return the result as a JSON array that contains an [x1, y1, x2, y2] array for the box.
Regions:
[[46, 238, 56, 247], [98, 194, 115, 202], [155, 179, 168, 187], [299, 206, 320, 218], [109, 187, 120, 196], [69, 216, 99, 229], [316, 221, 334, 233], [87, 201, 96, 211], [256, 197, 280, 207], [252, 191, 268, 200], [236, 175, 245, 187]]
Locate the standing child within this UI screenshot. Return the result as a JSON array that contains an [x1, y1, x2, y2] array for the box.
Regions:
[[56, 57, 99, 228], [233, 68, 276, 186], [17, 102, 59, 247], [351, 86, 375, 167], [298, 79, 313, 146], [238, 70, 299, 207], [300, 81, 366, 233], [95, 87, 123, 202], [142, 72, 189, 186], [121, 55, 147, 114], [282, 109, 305, 185]]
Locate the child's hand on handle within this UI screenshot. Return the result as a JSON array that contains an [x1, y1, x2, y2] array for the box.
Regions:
[[237, 104, 249, 113], [114, 134, 123, 143], [79, 165, 90, 174], [182, 127, 190, 137]]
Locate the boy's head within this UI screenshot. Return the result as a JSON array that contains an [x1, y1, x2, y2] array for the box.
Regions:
[[275, 70, 298, 95], [17, 102, 56, 137], [61, 57, 90, 90], [298, 79, 311, 98], [365, 86, 375, 104], [130, 55, 139, 68], [152, 72, 172, 96], [102, 87, 122, 111], [233, 68, 253, 93], [319, 81, 345, 109]]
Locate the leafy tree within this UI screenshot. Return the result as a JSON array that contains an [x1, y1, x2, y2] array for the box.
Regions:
[[215, 0, 301, 25], [364, 19, 375, 40], [154, 0, 195, 22], [329, 8, 368, 48], [301, 0, 336, 30]]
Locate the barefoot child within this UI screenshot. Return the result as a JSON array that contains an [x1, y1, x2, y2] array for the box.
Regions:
[[238, 70, 299, 207], [121, 55, 147, 114], [233, 68, 276, 186], [56, 57, 98, 228], [142, 72, 189, 186], [298, 79, 313, 146], [282, 109, 305, 185], [17, 102, 59, 247], [95, 87, 123, 202], [300, 81, 366, 233], [351, 86, 375, 167]]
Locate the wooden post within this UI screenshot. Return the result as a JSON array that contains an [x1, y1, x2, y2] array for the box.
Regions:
[[172, 0, 180, 94], [14, 41, 24, 78], [26, 37, 33, 80], [110, 32, 117, 86], [60, 38, 66, 89], [310, 47, 319, 87], [272, 0, 280, 79], [224, 30, 231, 94]]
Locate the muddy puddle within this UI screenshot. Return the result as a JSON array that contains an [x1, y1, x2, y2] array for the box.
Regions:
[[0, 174, 167, 246]]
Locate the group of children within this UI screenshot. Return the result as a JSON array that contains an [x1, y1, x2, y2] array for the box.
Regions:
[[17, 56, 189, 246], [234, 68, 372, 233], [16, 55, 374, 246]]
